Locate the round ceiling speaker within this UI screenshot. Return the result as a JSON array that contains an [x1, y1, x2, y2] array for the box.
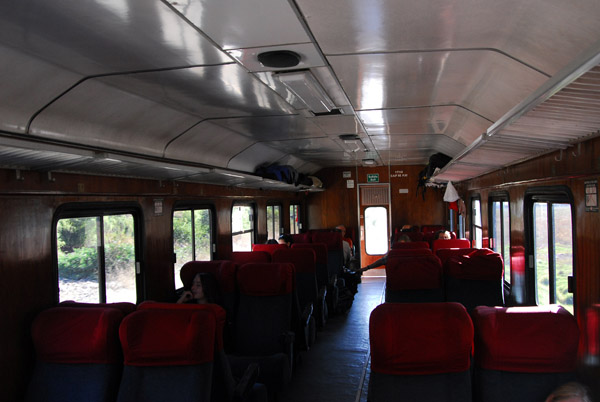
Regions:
[[257, 50, 301, 68]]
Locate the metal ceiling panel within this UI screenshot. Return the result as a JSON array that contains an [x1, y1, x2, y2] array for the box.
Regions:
[[171, 0, 311, 50], [0, 45, 83, 134], [227, 143, 287, 173], [0, 0, 230, 74], [91, 65, 296, 119], [358, 107, 491, 145], [29, 80, 199, 158], [165, 121, 256, 168], [212, 115, 324, 142], [329, 51, 547, 119], [296, 0, 600, 74]]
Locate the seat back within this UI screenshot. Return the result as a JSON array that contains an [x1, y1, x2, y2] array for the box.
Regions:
[[272, 248, 318, 310], [310, 231, 344, 280], [26, 306, 124, 402], [584, 304, 600, 365], [391, 241, 430, 250], [388, 248, 432, 257], [292, 242, 328, 288], [432, 238, 471, 253], [472, 305, 580, 402], [385, 255, 444, 302], [252, 243, 288, 254], [291, 232, 311, 244], [117, 305, 218, 402], [235, 262, 295, 356], [368, 302, 473, 402], [59, 300, 137, 315], [137, 302, 233, 402], [444, 249, 504, 311], [231, 251, 271, 265], [435, 247, 479, 266]]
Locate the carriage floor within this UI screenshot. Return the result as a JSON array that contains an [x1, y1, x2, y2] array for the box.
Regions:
[[278, 275, 386, 402]]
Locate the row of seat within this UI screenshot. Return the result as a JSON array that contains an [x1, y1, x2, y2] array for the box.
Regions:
[[368, 302, 580, 402], [27, 301, 265, 402], [385, 247, 505, 311]]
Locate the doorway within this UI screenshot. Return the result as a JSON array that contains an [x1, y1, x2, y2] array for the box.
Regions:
[[359, 184, 390, 276]]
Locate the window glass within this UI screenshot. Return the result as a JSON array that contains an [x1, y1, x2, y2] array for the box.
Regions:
[[57, 213, 137, 303], [491, 199, 511, 283], [472, 198, 482, 248], [267, 205, 281, 241], [365, 206, 388, 255], [532, 201, 573, 313], [290, 204, 301, 234], [173, 208, 212, 289], [232, 205, 254, 251]]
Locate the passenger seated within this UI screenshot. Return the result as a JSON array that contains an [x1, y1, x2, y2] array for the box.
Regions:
[[357, 235, 410, 272], [434, 229, 451, 240], [545, 381, 591, 402], [177, 272, 222, 305], [335, 225, 353, 265], [278, 234, 293, 247]]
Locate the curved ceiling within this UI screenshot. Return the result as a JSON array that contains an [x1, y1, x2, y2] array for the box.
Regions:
[[1, 0, 600, 189]]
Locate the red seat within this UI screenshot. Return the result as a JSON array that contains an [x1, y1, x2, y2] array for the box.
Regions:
[[368, 302, 473, 402], [252, 243, 288, 254], [385, 255, 444, 303], [472, 305, 579, 402], [117, 305, 219, 402], [391, 241, 430, 250], [26, 306, 124, 402], [432, 238, 471, 253], [435, 247, 479, 266], [231, 251, 271, 265]]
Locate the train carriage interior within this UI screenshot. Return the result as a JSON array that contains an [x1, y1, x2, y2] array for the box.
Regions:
[[2, 1, 600, 401]]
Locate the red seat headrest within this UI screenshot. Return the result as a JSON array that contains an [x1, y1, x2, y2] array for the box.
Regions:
[[370, 302, 473, 375], [180, 260, 236, 293], [237, 263, 294, 296], [32, 307, 124, 364], [120, 307, 216, 366], [472, 305, 579, 372]]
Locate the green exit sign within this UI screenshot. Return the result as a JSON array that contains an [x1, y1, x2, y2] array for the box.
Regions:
[[367, 173, 379, 183]]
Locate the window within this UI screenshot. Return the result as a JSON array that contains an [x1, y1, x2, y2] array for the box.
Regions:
[[290, 204, 301, 234], [266, 204, 282, 241], [55, 208, 140, 303], [173, 207, 213, 289], [471, 197, 482, 248], [365, 206, 388, 255], [529, 198, 574, 313], [489, 195, 511, 283], [232, 204, 254, 251]]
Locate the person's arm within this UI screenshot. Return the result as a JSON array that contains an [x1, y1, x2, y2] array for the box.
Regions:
[[358, 254, 387, 272], [177, 290, 193, 304]]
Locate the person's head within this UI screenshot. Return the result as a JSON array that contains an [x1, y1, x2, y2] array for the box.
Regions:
[[278, 234, 293, 246], [335, 225, 347, 237], [435, 230, 451, 240], [266, 239, 278, 244], [190, 272, 221, 304], [545, 382, 591, 402], [398, 234, 411, 243]]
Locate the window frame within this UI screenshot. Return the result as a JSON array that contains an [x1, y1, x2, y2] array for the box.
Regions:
[[266, 203, 282, 241], [524, 186, 576, 311], [172, 203, 216, 289], [470, 195, 483, 248], [52, 202, 143, 304], [289, 203, 302, 234], [231, 202, 256, 251], [488, 192, 511, 283]]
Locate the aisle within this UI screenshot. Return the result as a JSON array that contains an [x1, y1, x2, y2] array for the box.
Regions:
[[278, 276, 385, 402]]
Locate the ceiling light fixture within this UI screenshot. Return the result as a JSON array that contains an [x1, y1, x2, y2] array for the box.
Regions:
[[274, 70, 336, 114], [363, 159, 376, 165]]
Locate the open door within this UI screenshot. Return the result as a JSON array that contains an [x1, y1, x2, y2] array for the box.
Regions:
[[359, 184, 390, 276]]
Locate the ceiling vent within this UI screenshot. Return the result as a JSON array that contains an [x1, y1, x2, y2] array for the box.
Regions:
[[257, 50, 301, 68]]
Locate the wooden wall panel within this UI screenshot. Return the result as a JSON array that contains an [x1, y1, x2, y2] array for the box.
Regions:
[[0, 169, 305, 402], [459, 135, 600, 323]]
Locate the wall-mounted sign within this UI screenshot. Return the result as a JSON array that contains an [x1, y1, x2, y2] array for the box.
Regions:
[[367, 173, 379, 183], [343, 171, 352, 178], [585, 180, 598, 212], [154, 199, 164, 216], [347, 179, 355, 189]]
